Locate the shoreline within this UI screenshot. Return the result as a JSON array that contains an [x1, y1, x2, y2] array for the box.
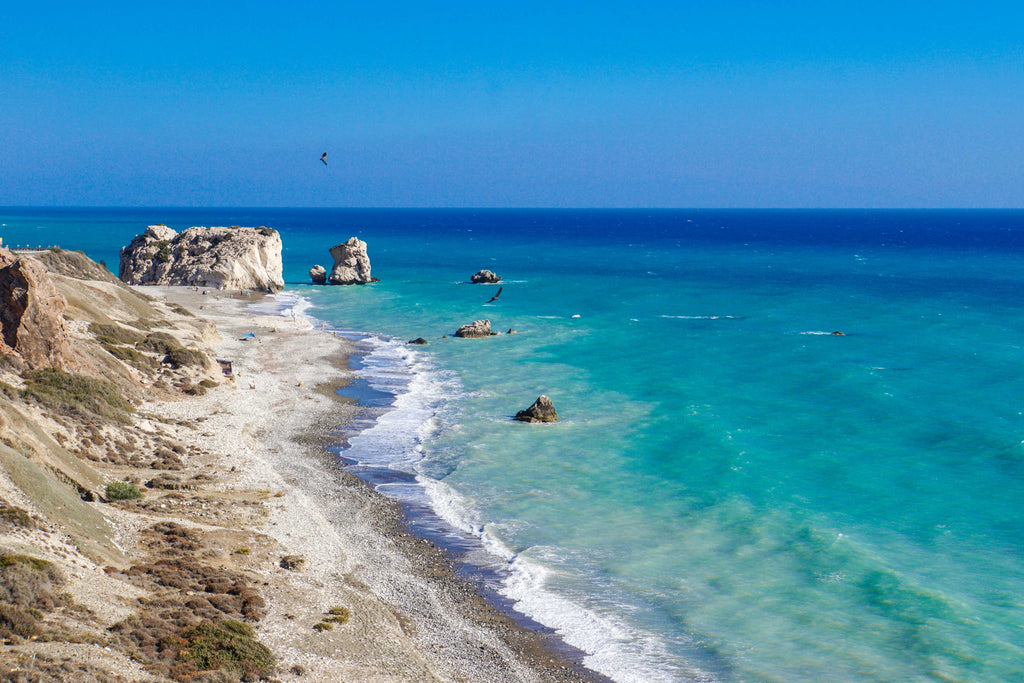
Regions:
[[148, 286, 608, 682]]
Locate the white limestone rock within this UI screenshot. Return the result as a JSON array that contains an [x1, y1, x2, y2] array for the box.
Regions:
[[328, 237, 374, 285], [119, 226, 284, 293]]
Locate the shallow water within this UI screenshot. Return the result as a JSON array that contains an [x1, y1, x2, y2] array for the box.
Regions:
[[4, 208, 1024, 681]]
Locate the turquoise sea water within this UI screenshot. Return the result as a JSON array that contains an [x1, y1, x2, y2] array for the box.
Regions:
[[4, 208, 1024, 682]]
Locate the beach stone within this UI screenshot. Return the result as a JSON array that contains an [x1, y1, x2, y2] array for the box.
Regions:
[[515, 395, 559, 423], [119, 225, 284, 293], [309, 264, 327, 285], [454, 319, 492, 338], [471, 269, 501, 284], [328, 237, 375, 285]]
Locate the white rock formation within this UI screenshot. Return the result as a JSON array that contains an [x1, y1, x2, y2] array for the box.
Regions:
[[328, 237, 374, 285], [119, 225, 284, 293]]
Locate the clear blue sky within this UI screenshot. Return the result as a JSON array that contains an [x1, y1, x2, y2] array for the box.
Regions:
[[2, 1, 1022, 208]]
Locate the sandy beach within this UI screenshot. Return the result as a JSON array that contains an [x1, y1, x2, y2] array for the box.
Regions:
[[138, 287, 602, 682]]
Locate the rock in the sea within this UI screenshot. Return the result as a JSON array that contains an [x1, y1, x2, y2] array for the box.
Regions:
[[119, 225, 284, 293], [328, 237, 375, 285], [471, 269, 501, 284], [407, 337, 428, 345], [515, 395, 559, 423], [0, 247, 76, 369], [309, 265, 327, 285], [454, 319, 492, 338]]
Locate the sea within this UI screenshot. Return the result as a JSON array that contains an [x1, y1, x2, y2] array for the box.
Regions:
[[3, 207, 1024, 682]]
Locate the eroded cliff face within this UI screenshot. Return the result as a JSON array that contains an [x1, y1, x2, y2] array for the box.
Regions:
[[119, 225, 284, 293], [0, 247, 78, 370]]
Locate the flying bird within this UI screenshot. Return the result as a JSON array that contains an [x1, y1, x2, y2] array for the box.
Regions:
[[320, 152, 328, 166], [487, 286, 502, 304]]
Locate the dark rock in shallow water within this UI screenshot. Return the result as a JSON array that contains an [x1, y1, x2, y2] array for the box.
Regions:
[[309, 265, 327, 285], [515, 395, 558, 423], [471, 269, 501, 284], [454, 319, 492, 338], [408, 337, 428, 345]]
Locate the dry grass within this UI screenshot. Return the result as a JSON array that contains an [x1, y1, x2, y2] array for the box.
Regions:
[[20, 368, 134, 424]]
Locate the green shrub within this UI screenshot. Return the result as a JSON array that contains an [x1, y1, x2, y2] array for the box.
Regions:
[[21, 368, 133, 423], [0, 554, 52, 572], [325, 606, 350, 624], [166, 346, 207, 369], [176, 619, 276, 677], [199, 379, 218, 389], [168, 303, 194, 318], [106, 481, 143, 501], [0, 506, 35, 529], [0, 550, 65, 641], [136, 332, 179, 355], [88, 323, 146, 346], [0, 381, 18, 400], [0, 602, 40, 639], [312, 621, 333, 632], [101, 342, 159, 369], [149, 240, 172, 263]]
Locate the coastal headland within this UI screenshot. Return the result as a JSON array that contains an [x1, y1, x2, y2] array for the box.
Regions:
[[0, 248, 600, 682]]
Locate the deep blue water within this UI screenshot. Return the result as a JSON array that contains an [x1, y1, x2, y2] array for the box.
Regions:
[[4, 208, 1024, 682]]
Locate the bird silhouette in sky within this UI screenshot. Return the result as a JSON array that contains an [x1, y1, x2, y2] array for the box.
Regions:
[[487, 286, 502, 303], [320, 152, 328, 166]]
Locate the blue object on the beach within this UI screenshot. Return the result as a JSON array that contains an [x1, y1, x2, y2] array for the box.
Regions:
[[240, 332, 256, 340]]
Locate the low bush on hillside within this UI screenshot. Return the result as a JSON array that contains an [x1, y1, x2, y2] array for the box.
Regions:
[[101, 342, 159, 369], [88, 322, 146, 346], [21, 368, 133, 423], [176, 620, 276, 678], [106, 480, 144, 501], [0, 550, 67, 643]]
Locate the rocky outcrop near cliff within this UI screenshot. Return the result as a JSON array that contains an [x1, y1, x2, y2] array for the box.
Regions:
[[119, 225, 284, 293], [0, 247, 79, 370], [327, 237, 376, 285]]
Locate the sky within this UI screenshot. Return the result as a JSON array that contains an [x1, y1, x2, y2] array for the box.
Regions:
[[2, 1, 1023, 208]]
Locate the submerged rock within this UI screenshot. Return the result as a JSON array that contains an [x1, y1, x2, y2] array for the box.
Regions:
[[309, 265, 327, 285], [471, 269, 501, 284], [119, 225, 284, 293], [407, 337, 428, 345], [454, 320, 492, 338], [515, 395, 559, 423], [328, 237, 375, 285]]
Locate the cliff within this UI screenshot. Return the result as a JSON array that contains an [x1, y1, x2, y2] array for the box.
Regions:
[[0, 247, 80, 371], [119, 225, 284, 293], [0, 249, 260, 679]]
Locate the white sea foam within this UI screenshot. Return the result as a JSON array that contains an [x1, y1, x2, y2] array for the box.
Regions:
[[661, 315, 738, 320], [336, 330, 710, 683]]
